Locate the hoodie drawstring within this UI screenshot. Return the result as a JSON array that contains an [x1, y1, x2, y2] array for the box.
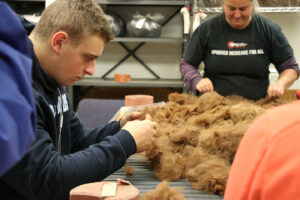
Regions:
[[57, 88, 64, 155]]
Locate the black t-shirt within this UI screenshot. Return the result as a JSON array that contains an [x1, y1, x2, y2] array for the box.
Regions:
[[183, 13, 294, 100]]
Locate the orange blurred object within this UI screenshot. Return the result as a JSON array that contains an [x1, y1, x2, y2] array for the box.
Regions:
[[296, 90, 300, 99], [114, 74, 131, 82], [70, 181, 139, 200], [125, 95, 154, 107]]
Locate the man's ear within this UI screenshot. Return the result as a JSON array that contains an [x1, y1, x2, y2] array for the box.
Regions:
[[51, 31, 68, 55]]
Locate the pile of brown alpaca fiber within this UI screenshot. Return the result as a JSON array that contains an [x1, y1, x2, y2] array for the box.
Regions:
[[140, 91, 285, 196], [142, 181, 186, 200]]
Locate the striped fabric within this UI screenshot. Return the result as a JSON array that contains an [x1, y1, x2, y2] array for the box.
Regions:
[[275, 56, 300, 76], [180, 58, 202, 95]]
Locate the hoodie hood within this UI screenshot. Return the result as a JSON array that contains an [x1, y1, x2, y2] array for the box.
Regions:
[[29, 40, 60, 94], [19, 14, 60, 94], [18, 15, 35, 35]]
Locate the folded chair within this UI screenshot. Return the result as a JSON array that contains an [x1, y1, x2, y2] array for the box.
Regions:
[[76, 98, 124, 128]]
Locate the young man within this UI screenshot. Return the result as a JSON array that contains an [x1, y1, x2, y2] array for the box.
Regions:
[[0, 2, 36, 176], [0, 0, 157, 199]]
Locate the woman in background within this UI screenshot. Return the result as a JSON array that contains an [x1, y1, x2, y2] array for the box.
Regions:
[[180, 0, 299, 100]]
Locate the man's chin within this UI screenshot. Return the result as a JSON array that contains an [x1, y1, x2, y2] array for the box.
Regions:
[[61, 81, 74, 87], [60, 77, 82, 86]]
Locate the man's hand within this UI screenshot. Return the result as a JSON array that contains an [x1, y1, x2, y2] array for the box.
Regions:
[[120, 111, 152, 128], [267, 82, 284, 99], [122, 119, 157, 152], [196, 78, 214, 93]]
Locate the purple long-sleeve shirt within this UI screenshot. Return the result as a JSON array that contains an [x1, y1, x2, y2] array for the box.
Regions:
[[180, 57, 300, 95]]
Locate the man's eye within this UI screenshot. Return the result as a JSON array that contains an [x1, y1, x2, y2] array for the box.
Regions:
[[86, 57, 94, 61]]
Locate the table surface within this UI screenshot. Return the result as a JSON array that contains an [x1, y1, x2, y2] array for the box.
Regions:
[[104, 154, 223, 200]]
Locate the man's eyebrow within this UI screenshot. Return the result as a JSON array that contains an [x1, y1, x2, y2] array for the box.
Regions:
[[85, 53, 99, 59]]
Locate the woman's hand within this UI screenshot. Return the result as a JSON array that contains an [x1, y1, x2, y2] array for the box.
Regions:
[[267, 82, 284, 99], [196, 78, 214, 93]]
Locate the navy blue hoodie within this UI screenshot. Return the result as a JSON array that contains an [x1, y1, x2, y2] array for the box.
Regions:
[[0, 18, 137, 200], [0, 2, 36, 176]]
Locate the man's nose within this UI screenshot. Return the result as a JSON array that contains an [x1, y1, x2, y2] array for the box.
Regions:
[[84, 60, 95, 76]]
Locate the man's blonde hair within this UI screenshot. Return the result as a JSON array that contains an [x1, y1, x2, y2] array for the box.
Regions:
[[32, 0, 114, 45]]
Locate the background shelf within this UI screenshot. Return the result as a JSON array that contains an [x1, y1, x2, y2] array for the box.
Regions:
[[112, 37, 183, 43], [200, 6, 300, 13], [96, 0, 189, 5], [9, 0, 189, 5], [73, 78, 184, 88]]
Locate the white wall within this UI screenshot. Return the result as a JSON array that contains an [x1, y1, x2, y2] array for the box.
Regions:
[[262, 12, 300, 89]]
